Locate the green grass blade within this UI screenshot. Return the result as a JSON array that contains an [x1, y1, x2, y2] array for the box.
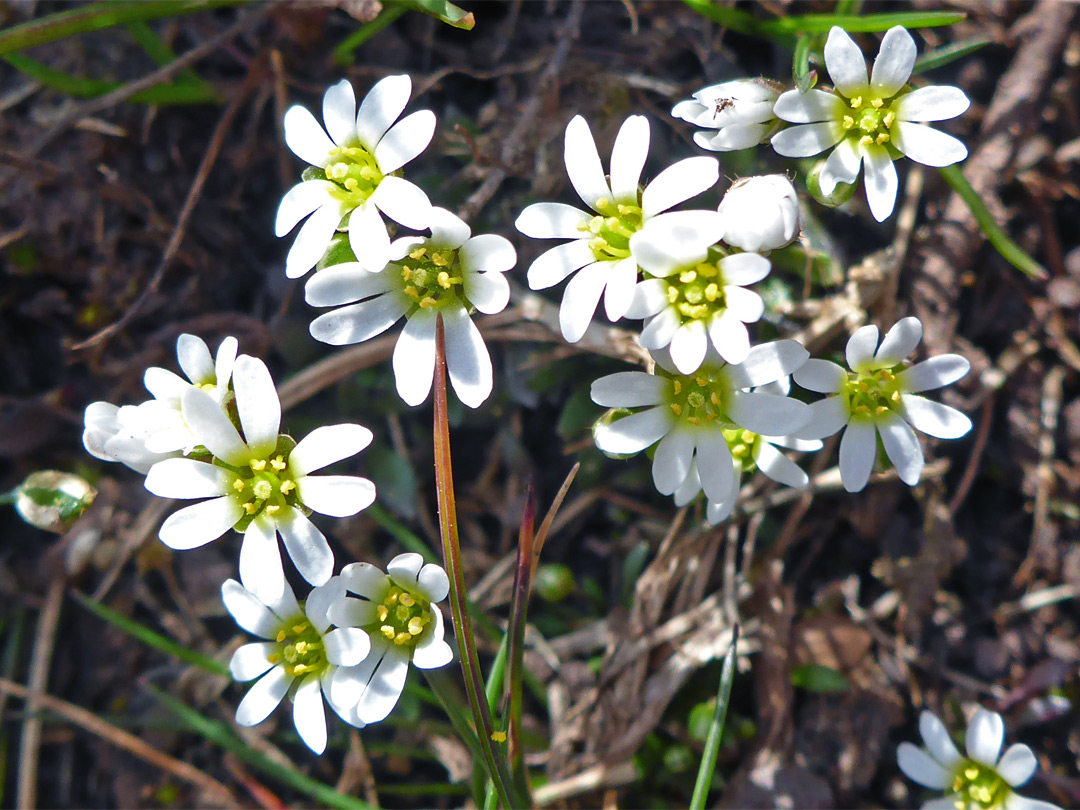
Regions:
[[146, 685, 372, 810], [937, 164, 1047, 280], [367, 502, 437, 561], [398, 0, 475, 30], [681, 2, 963, 39], [688, 625, 739, 810], [0, 0, 247, 57], [333, 3, 409, 65], [913, 36, 992, 75], [792, 34, 817, 92], [71, 591, 229, 677], [125, 19, 217, 96]]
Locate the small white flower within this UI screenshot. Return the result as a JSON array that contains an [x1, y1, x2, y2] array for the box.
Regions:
[[82, 401, 174, 474], [515, 114, 723, 343], [717, 174, 800, 253], [276, 76, 436, 278], [771, 26, 970, 221], [793, 316, 972, 493], [144, 355, 376, 601], [224, 576, 372, 754], [897, 707, 1062, 810], [624, 223, 772, 373], [671, 78, 782, 152], [328, 553, 452, 725], [591, 341, 810, 503], [306, 207, 515, 409]]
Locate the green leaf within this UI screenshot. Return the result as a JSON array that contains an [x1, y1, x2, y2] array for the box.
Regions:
[[332, 3, 409, 66], [912, 36, 992, 75], [790, 663, 850, 693], [792, 34, 818, 93]]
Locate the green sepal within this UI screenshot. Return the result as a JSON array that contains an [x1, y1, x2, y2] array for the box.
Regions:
[[318, 232, 359, 270]]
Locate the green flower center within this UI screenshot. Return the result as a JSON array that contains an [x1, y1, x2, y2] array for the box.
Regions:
[[664, 366, 736, 429], [578, 196, 642, 262], [267, 614, 327, 678], [950, 759, 1011, 809], [839, 95, 898, 149], [662, 248, 729, 324], [843, 366, 902, 422], [230, 454, 299, 527], [398, 246, 465, 311], [366, 585, 433, 649], [323, 143, 384, 204], [722, 427, 761, 473]]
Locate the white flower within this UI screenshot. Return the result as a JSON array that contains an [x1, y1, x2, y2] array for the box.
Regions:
[[793, 316, 971, 493], [897, 708, 1062, 810], [717, 174, 800, 253], [771, 26, 970, 221], [144, 355, 376, 601], [306, 207, 515, 409], [591, 341, 810, 502], [224, 576, 372, 754], [671, 78, 782, 152], [624, 223, 772, 373], [327, 553, 452, 725], [515, 114, 723, 343], [83, 401, 174, 474], [276, 76, 435, 278]]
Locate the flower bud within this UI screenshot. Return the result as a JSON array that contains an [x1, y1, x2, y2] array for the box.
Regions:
[[13, 470, 97, 534], [671, 78, 783, 152], [718, 175, 800, 253], [806, 160, 857, 208]]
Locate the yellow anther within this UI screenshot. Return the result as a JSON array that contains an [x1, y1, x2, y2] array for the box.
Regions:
[[965, 767, 979, 780], [399, 592, 415, 607], [437, 271, 452, 289], [387, 590, 399, 605], [891, 391, 901, 403], [859, 135, 873, 148], [277, 630, 287, 643], [295, 641, 308, 654], [672, 380, 682, 394], [409, 247, 427, 260], [233, 478, 246, 492], [344, 178, 358, 191], [265, 504, 280, 515], [710, 392, 721, 406], [876, 405, 888, 415], [250, 459, 267, 472], [842, 115, 855, 130], [401, 266, 413, 281], [704, 283, 720, 302], [679, 269, 697, 284], [670, 403, 683, 416], [267, 652, 281, 664], [381, 625, 396, 640], [243, 503, 257, 515], [431, 252, 449, 267], [408, 617, 425, 635], [377, 605, 389, 622], [419, 296, 438, 308], [666, 286, 679, 304], [849, 96, 863, 109], [742, 431, 755, 443], [883, 111, 896, 127], [687, 416, 700, 426], [695, 376, 708, 387], [394, 632, 411, 645], [280, 480, 296, 495], [293, 623, 308, 634], [403, 286, 420, 301], [270, 456, 286, 471], [859, 381, 869, 392], [870, 98, 884, 109], [876, 133, 890, 145]]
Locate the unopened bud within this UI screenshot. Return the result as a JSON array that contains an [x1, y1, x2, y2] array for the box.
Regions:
[[12, 470, 97, 533], [718, 175, 800, 253]]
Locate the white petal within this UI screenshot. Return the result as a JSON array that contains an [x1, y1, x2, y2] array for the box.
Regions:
[[460, 234, 516, 275], [966, 708, 1004, 766], [609, 115, 650, 204], [896, 742, 952, 789], [641, 156, 719, 219], [393, 309, 437, 407], [594, 407, 672, 455], [222, 578, 281, 638], [145, 458, 231, 499], [266, 579, 301, 624], [229, 642, 277, 682], [629, 231, 706, 278], [235, 666, 291, 727], [329, 596, 379, 629], [870, 26, 916, 98], [730, 340, 811, 389], [290, 424, 373, 475], [176, 334, 214, 385], [240, 517, 285, 605], [322, 79, 357, 146], [723, 285, 765, 323], [755, 442, 808, 488], [893, 122, 968, 167], [159, 496, 241, 550], [773, 89, 846, 123], [898, 354, 970, 392], [707, 311, 750, 366], [625, 277, 668, 318], [355, 74, 411, 152], [819, 138, 862, 195], [794, 396, 850, 440], [824, 26, 869, 97], [846, 324, 881, 371], [233, 356, 280, 458], [293, 674, 327, 754], [444, 304, 493, 409], [695, 430, 736, 503], [878, 412, 924, 485], [876, 317, 923, 365], [673, 459, 702, 506], [839, 421, 877, 492], [770, 122, 845, 158], [863, 143, 899, 222], [669, 320, 707, 374], [371, 176, 432, 230], [652, 429, 695, 495], [213, 337, 238, 389], [601, 257, 639, 322], [339, 562, 391, 601], [639, 308, 683, 351], [997, 744, 1038, 788], [144, 367, 188, 403], [922, 796, 965, 810], [386, 552, 424, 585], [695, 122, 772, 151], [324, 627, 372, 667], [297, 475, 376, 517], [284, 105, 335, 166], [356, 643, 410, 724], [1003, 796, 1064, 810], [181, 387, 247, 464], [416, 563, 450, 603], [793, 359, 846, 394], [591, 372, 666, 408], [275, 181, 336, 238], [465, 270, 511, 315], [309, 294, 410, 346], [638, 210, 725, 256], [278, 508, 334, 587], [526, 240, 595, 290], [285, 200, 346, 279], [375, 109, 435, 174], [347, 201, 392, 272], [563, 115, 611, 210], [919, 710, 963, 769], [901, 395, 972, 439], [515, 203, 591, 239], [895, 86, 970, 122], [720, 251, 772, 286], [729, 391, 810, 436], [705, 479, 739, 524], [559, 261, 609, 344], [412, 627, 453, 669], [305, 577, 347, 634]]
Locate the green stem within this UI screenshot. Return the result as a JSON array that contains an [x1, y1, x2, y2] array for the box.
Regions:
[[937, 164, 1047, 280], [505, 484, 536, 799], [688, 625, 740, 810], [332, 3, 409, 65]]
